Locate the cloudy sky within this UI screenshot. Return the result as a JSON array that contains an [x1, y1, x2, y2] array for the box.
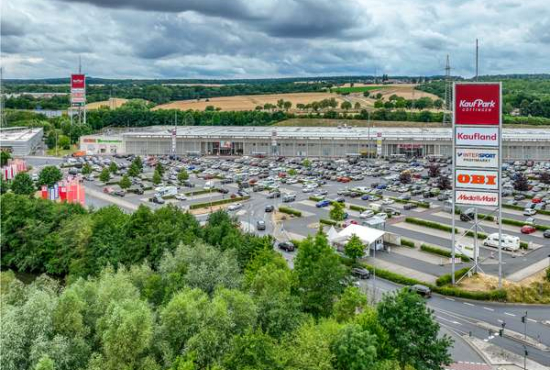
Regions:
[[2, 0, 549, 79]]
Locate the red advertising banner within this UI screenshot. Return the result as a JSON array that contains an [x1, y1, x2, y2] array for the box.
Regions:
[[71, 74, 85, 89], [454, 83, 500, 125]]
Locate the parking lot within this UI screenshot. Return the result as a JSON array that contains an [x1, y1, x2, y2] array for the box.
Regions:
[[28, 153, 550, 284]]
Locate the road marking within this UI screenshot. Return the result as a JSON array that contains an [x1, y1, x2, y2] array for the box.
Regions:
[[483, 307, 494, 312], [436, 316, 462, 326], [527, 318, 537, 323], [504, 312, 516, 317], [445, 297, 455, 301], [463, 302, 475, 307]]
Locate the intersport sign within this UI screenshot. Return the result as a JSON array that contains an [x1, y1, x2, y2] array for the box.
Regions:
[[456, 148, 499, 168], [455, 83, 500, 125], [455, 126, 499, 147]]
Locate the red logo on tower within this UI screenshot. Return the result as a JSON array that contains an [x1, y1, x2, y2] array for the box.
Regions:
[[71, 74, 86, 89], [454, 83, 500, 125]]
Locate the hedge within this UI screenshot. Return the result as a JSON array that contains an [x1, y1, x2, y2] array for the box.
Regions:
[[309, 196, 324, 202], [436, 267, 470, 287], [420, 244, 469, 262], [320, 218, 339, 226], [360, 262, 507, 301], [189, 196, 249, 210], [278, 206, 302, 217], [389, 197, 430, 208], [502, 218, 550, 231], [405, 217, 529, 249], [400, 238, 416, 248], [349, 204, 367, 212], [185, 189, 218, 196]]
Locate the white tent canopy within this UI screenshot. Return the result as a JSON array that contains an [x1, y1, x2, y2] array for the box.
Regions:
[[331, 224, 385, 246], [327, 226, 339, 243]]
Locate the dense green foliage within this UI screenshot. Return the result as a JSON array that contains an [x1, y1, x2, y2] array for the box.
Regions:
[[0, 194, 452, 370]]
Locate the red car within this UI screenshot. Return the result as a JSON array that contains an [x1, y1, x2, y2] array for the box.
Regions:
[[103, 187, 114, 194], [337, 177, 351, 183], [343, 220, 359, 227], [521, 225, 536, 234], [532, 198, 542, 204]]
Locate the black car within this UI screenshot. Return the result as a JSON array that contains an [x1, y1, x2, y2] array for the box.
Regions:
[[335, 196, 346, 203], [220, 178, 233, 184], [460, 208, 475, 222], [256, 220, 266, 231], [217, 187, 229, 194], [278, 241, 295, 252], [267, 191, 281, 199], [408, 284, 432, 298], [129, 187, 144, 195], [543, 229, 550, 238], [113, 190, 126, 197], [351, 268, 370, 279], [149, 196, 165, 205], [403, 203, 418, 210], [265, 205, 275, 212]]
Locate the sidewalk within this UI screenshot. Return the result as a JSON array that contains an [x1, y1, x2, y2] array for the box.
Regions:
[[506, 257, 550, 282], [366, 256, 438, 284]]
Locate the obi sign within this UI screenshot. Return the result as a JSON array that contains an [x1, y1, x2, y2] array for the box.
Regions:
[[455, 169, 499, 191], [454, 83, 500, 125]]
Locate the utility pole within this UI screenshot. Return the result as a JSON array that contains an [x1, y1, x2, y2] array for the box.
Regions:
[[443, 55, 452, 126]]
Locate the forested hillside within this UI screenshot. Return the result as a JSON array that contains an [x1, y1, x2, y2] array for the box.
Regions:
[[1, 193, 453, 370]]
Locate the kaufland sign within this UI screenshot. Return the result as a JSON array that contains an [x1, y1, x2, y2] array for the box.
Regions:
[[455, 83, 500, 125]]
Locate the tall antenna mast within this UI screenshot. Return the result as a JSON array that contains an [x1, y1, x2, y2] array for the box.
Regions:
[[0, 67, 5, 127], [443, 54, 452, 126], [475, 39, 479, 81], [78, 56, 82, 74]]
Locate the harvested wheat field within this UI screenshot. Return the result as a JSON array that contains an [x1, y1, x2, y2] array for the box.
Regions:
[[152, 92, 343, 112], [86, 98, 129, 110], [368, 84, 440, 100]]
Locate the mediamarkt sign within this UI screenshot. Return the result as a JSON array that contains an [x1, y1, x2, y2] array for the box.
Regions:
[[455, 190, 499, 207], [454, 83, 500, 125]]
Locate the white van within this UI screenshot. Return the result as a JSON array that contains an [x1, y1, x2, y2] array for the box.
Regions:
[[483, 233, 520, 251], [368, 203, 383, 212], [155, 186, 178, 198], [204, 181, 214, 190]]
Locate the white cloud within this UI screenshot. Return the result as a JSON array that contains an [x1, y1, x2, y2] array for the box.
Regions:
[[1, 0, 549, 78]]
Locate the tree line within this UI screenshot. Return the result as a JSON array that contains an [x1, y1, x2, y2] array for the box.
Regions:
[[1, 193, 452, 370]]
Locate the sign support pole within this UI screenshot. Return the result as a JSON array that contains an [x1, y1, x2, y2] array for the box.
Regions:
[[451, 105, 456, 285], [498, 83, 503, 288]]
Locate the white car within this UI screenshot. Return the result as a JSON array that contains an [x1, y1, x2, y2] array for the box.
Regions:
[[302, 187, 315, 193], [286, 178, 298, 184], [382, 198, 394, 205], [227, 203, 243, 211], [375, 213, 389, 220], [523, 208, 537, 216], [360, 210, 375, 219], [175, 194, 187, 201]]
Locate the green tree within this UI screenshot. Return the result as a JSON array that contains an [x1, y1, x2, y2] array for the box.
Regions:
[[354, 102, 361, 110], [546, 267, 550, 282], [287, 168, 297, 176], [119, 175, 131, 189], [11, 172, 36, 195], [277, 99, 285, 110], [283, 101, 292, 111], [178, 170, 189, 184], [38, 166, 63, 187], [331, 323, 377, 370], [155, 162, 165, 177], [333, 286, 367, 322], [152, 170, 162, 185], [329, 202, 345, 222], [81, 163, 92, 175], [341, 101, 352, 110], [108, 161, 118, 173], [302, 159, 311, 168], [294, 232, 347, 316], [0, 174, 10, 194], [363, 91, 370, 98], [356, 307, 395, 360], [99, 168, 111, 183], [374, 100, 384, 108], [132, 157, 143, 172], [58, 135, 71, 150], [377, 289, 452, 370], [344, 234, 364, 263], [34, 355, 56, 370], [128, 163, 140, 178], [223, 330, 281, 370], [434, 99, 444, 109], [1, 151, 12, 166]]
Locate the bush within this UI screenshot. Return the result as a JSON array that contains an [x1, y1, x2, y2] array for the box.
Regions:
[[546, 267, 550, 282], [189, 196, 249, 210], [405, 217, 455, 233], [389, 197, 430, 208], [278, 206, 302, 217], [349, 204, 367, 212], [420, 244, 469, 262], [400, 238, 415, 248], [360, 263, 424, 286], [435, 267, 470, 287], [184, 189, 218, 196], [309, 196, 323, 202], [320, 218, 338, 226]]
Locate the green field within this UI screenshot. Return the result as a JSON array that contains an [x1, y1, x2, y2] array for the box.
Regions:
[[330, 85, 385, 94]]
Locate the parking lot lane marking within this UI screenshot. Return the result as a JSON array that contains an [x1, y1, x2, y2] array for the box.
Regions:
[[527, 318, 537, 323], [463, 302, 475, 307], [504, 312, 516, 317], [497, 319, 503, 323], [483, 307, 494, 312], [436, 316, 462, 326], [445, 297, 455, 301]]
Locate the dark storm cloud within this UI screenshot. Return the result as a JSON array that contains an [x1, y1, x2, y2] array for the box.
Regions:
[[1, 19, 25, 36], [55, 0, 257, 20]]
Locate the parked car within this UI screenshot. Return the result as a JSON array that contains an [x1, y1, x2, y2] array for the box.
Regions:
[[408, 284, 432, 298], [267, 191, 281, 198], [403, 203, 418, 210], [149, 195, 165, 204], [351, 268, 370, 279], [316, 200, 331, 208], [278, 241, 295, 252], [175, 194, 187, 201], [256, 220, 266, 231], [523, 208, 537, 216], [483, 233, 520, 251], [520, 225, 536, 234], [460, 208, 475, 222], [265, 205, 275, 212], [113, 190, 126, 197], [227, 203, 243, 211], [360, 210, 375, 219], [103, 187, 114, 194], [335, 196, 346, 203], [543, 229, 550, 238]]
